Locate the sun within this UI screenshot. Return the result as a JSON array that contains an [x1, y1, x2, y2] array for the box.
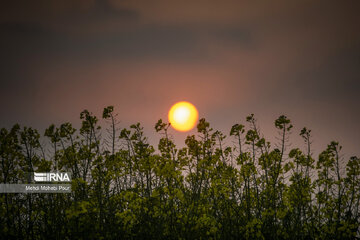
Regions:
[[168, 101, 198, 132]]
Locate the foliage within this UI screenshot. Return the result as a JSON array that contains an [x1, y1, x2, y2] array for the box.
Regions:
[[0, 107, 359, 239]]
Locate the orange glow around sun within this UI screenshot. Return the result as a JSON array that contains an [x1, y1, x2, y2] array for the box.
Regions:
[[168, 101, 198, 132]]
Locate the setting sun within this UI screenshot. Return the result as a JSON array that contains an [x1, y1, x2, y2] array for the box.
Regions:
[[168, 101, 198, 132]]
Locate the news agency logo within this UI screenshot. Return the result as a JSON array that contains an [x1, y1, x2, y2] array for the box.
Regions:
[[33, 172, 71, 182]]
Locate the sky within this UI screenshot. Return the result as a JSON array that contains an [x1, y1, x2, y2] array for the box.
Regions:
[[1, 0, 359, 158]]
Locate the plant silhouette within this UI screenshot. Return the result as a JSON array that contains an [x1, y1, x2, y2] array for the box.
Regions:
[[0, 106, 359, 239]]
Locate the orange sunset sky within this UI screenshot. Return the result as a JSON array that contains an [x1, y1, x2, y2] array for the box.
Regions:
[[1, 0, 359, 157]]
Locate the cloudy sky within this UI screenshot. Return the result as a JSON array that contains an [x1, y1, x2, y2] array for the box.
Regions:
[[1, 0, 359, 157]]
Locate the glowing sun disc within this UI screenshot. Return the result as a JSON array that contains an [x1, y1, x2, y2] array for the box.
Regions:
[[168, 101, 198, 132]]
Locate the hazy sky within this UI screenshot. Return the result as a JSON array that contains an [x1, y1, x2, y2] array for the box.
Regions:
[[1, 0, 359, 158]]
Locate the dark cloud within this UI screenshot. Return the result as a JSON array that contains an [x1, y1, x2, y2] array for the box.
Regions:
[[0, 22, 51, 36]]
